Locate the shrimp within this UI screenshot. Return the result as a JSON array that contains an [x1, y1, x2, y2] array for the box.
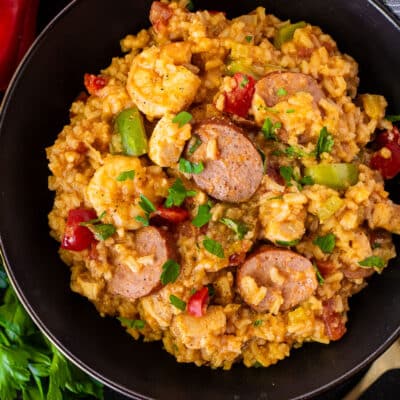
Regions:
[[86, 155, 169, 230], [126, 42, 201, 118]]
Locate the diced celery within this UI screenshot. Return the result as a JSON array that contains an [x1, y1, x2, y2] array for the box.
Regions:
[[304, 163, 358, 190], [274, 21, 307, 49], [317, 195, 344, 222]]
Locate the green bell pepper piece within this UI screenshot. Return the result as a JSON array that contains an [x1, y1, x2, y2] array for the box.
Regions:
[[274, 21, 307, 49], [304, 163, 359, 190], [115, 107, 148, 156]]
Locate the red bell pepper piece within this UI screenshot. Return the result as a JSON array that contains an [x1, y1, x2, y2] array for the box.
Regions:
[[0, 0, 39, 91], [61, 208, 97, 251], [321, 299, 346, 341], [370, 126, 400, 179], [224, 73, 256, 118], [84, 73, 108, 95], [154, 205, 190, 223], [187, 287, 209, 317]]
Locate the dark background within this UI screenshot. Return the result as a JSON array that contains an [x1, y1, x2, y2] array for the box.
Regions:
[[33, 1, 400, 399]]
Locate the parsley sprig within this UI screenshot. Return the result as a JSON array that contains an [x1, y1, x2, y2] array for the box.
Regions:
[[172, 111, 192, 128], [192, 203, 212, 228], [279, 166, 314, 190], [358, 256, 386, 269], [165, 179, 196, 208], [261, 118, 281, 140], [136, 194, 156, 226], [0, 264, 103, 400], [80, 211, 116, 241], [314, 127, 334, 158], [203, 237, 225, 258], [220, 218, 248, 240], [313, 233, 336, 253], [179, 158, 204, 174]]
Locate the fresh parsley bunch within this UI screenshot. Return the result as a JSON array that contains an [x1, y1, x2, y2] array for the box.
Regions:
[[0, 264, 103, 400]]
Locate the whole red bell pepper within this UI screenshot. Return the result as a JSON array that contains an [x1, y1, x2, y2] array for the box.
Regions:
[[0, 0, 39, 91]]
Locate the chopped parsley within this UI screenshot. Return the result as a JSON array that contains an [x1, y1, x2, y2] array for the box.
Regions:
[[286, 108, 296, 113], [172, 111, 192, 127], [276, 239, 300, 247], [165, 178, 196, 207], [118, 317, 145, 329], [80, 211, 116, 240], [188, 136, 202, 154], [220, 218, 248, 240], [138, 194, 156, 214], [284, 145, 308, 158], [358, 256, 386, 269], [385, 114, 400, 122], [261, 118, 281, 140], [313, 233, 336, 253], [240, 75, 250, 88], [206, 284, 215, 297], [279, 166, 295, 186], [245, 35, 253, 43], [276, 87, 288, 96], [315, 127, 334, 158], [203, 237, 225, 258], [169, 295, 186, 311], [253, 361, 264, 368], [267, 195, 283, 201], [372, 242, 382, 249], [313, 263, 325, 285], [256, 147, 267, 174], [179, 158, 204, 174], [192, 203, 212, 228], [186, 0, 195, 11], [253, 319, 263, 327], [300, 175, 314, 185], [135, 216, 149, 227], [116, 170, 135, 182], [160, 260, 181, 285]]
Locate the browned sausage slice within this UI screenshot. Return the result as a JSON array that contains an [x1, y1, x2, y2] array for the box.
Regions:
[[186, 118, 263, 203], [256, 71, 325, 107], [108, 226, 178, 300], [237, 246, 317, 313]]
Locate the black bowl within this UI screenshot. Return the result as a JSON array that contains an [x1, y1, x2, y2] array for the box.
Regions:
[[1, 0, 400, 399]]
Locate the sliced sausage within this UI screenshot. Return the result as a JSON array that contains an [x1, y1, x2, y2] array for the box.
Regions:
[[237, 246, 317, 313], [186, 118, 263, 203], [255, 71, 325, 107], [108, 226, 178, 300]]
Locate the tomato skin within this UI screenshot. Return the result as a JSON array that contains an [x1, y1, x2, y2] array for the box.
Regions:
[[84, 73, 108, 95], [187, 287, 209, 317], [224, 73, 256, 117], [154, 206, 190, 223], [321, 299, 346, 341], [370, 126, 400, 179], [61, 208, 97, 251]]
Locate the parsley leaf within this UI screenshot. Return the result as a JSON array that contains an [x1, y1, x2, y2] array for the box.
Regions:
[[386, 114, 400, 122], [165, 179, 196, 207], [279, 166, 294, 186], [91, 224, 116, 241], [169, 295, 186, 311], [138, 194, 156, 214], [313, 233, 336, 253], [372, 242, 381, 249], [116, 170, 135, 182], [284, 145, 308, 158], [160, 260, 180, 285], [358, 256, 386, 269], [240, 75, 249, 88], [261, 118, 282, 140], [188, 136, 202, 154], [203, 237, 225, 258], [118, 317, 145, 329], [256, 147, 267, 174], [179, 158, 204, 174], [192, 203, 212, 227], [172, 111, 192, 127], [276, 239, 300, 247], [206, 284, 215, 297], [313, 263, 325, 285], [79, 211, 106, 226], [135, 215, 149, 227], [315, 127, 334, 158], [300, 175, 314, 185], [220, 218, 248, 240], [245, 35, 253, 43], [253, 320, 263, 327], [276, 87, 288, 96], [286, 109, 295, 113]]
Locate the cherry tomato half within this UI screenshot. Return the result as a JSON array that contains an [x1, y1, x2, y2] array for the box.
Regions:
[[84, 73, 108, 95], [154, 205, 190, 223], [61, 208, 97, 251]]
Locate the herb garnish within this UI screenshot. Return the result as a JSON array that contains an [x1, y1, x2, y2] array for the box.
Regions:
[[188, 136, 202, 154], [118, 317, 145, 329], [261, 118, 281, 140], [386, 114, 400, 122], [253, 319, 263, 327], [203, 237, 225, 258], [116, 170, 135, 182], [276, 87, 288, 96], [240, 75, 249, 88], [313, 263, 325, 285], [220, 218, 248, 240], [245, 35, 253, 43], [80, 211, 116, 240], [172, 111, 192, 127], [192, 203, 212, 228], [179, 158, 204, 174], [135, 194, 156, 226], [169, 295, 186, 311], [313, 233, 336, 253], [160, 260, 181, 285], [257, 147, 267, 174], [278, 166, 313, 189], [186, 0, 195, 11], [315, 127, 334, 158], [358, 256, 386, 269], [286, 109, 296, 113], [165, 178, 197, 207], [276, 239, 300, 247]]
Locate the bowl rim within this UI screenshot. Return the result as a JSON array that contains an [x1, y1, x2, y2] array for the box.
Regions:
[[0, 0, 400, 399]]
